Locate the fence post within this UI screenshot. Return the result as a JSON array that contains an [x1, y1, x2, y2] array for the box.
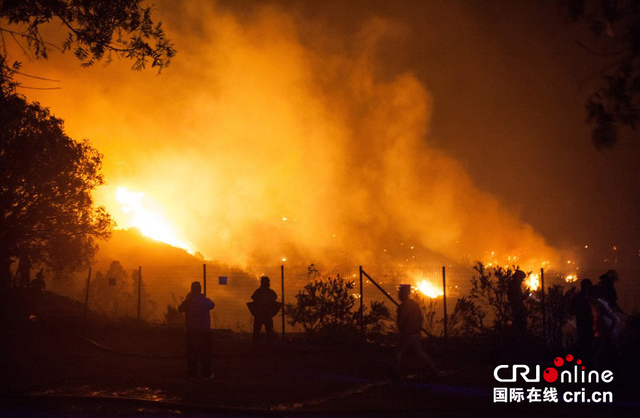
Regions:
[[137, 266, 142, 321], [541, 268, 546, 346], [84, 267, 91, 319], [442, 266, 448, 345], [281, 265, 285, 340], [203, 264, 207, 297], [359, 266, 364, 337]]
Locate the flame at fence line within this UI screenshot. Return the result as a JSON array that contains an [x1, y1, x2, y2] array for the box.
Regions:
[[564, 274, 578, 283], [525, 273, 540, 291], [415, 279, 444, 298]]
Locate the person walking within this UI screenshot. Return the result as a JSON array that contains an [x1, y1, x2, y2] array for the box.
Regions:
[[395, 285, 436, 376], [178, 281, 215, 379]]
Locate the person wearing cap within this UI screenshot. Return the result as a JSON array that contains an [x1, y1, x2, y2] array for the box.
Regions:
[[395, 284, 436, 376], [250, 276, 279, 350], [178, 281, 215, 379]]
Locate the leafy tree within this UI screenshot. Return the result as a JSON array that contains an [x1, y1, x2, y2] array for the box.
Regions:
[[92, 260, 132, 316], [558, 0, 640, 148], [286, 274, 390, 341], [447, 296, 486, 337], [414, 294, 441, 337], [131, 267, 156, 321], [0, 92, 112, 287], [0, 0, 175, 93], [468, 263, 515, 331], [526, 283, 577, 350]]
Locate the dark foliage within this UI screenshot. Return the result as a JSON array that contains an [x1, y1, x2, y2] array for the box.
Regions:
[[414, 294, 441, 337], [286, 274, 390, 342], [0, 92, 112, 286], [559, 0, 640, 148], [88, 261, 155, 319], [468, 263, 518, 332], [526, 283, 577, 349], [447, 295, 486, 337], [0, 0, 175, 93]]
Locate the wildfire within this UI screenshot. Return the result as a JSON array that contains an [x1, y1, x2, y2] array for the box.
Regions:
[[565, 274, 578, 283], [115, 187, 196, 254], [415, 279, 444, 298], [525, 273, 540, 291]]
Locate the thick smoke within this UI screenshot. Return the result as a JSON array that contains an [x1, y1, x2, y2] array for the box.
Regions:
[[20, 1, 559, 269]]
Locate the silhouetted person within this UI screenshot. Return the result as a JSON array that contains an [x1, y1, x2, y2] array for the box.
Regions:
[[569, 279, 594, 360], [507, 270, 528, 334], [589, 285, 620, 369], [249, 276, 279, 351], [178, 281, 215, 379], [30, 270, 45, 293], [16, 252, 31, 288], [597, 270, 621, 313], [395, 285, 436, 376]]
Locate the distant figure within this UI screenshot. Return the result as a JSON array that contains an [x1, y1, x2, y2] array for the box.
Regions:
[[596, 270, 621, 313], [30, 270, 46, 293], [569, 279, 594, 360], [507, 270, 528, 334], [16, 253, 32, 288], [589, 285, 620, 368], [178, 281, 215, 379], [249, 276, 279, 350], [395, 285, 436, 376]]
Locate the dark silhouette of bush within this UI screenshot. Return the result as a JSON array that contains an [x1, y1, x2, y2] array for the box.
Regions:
[[286, 274, 390, 342]]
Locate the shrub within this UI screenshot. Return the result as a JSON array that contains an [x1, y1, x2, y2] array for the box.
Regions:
[[286, 274, 390, 342]]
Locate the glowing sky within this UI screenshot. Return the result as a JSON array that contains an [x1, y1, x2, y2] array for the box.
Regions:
[[11, 0, 639, 270]]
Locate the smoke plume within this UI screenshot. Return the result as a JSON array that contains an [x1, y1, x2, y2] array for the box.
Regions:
[[20, 1, 560, 269]]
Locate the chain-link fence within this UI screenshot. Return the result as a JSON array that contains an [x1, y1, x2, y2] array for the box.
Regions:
[[75, 263, 640, 342]]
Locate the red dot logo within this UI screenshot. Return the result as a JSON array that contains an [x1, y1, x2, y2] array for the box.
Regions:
[[554, 357, 564, 367], [543, 367, 559, 383], [577, 359, 582, 365], [566, 354, 574, 362]]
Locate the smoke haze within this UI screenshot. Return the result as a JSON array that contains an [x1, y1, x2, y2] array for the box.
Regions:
[[14, 1, 581, 269]]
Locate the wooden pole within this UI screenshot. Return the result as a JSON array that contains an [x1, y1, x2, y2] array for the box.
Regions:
[[84, 267, 91, 318], [442, 266, 448, 345], [359, 266, 364, 337], [137, 266, 142, 321], [281, 265, 285, 340], [541, 268, 546, 346], [203, 264, 207, 297]]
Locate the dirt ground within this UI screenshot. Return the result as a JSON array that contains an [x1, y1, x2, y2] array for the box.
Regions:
[[1, 292, 639, 417]]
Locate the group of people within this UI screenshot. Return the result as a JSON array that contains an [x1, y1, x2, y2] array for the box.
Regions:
[[176, 269, 624, 379], [177, 276, 278, 379], [569, 270, 622, 368], [177, 276, 437, 379]]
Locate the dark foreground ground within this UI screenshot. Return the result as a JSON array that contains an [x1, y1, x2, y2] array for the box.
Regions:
[[1, 291, 639, 417]]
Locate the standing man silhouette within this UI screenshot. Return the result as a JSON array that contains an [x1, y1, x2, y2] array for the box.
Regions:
[[395, 285, 436, 376], [507, 270, 528, 334], [250, 276, 279, 351], [178, 281, 215, 379]]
